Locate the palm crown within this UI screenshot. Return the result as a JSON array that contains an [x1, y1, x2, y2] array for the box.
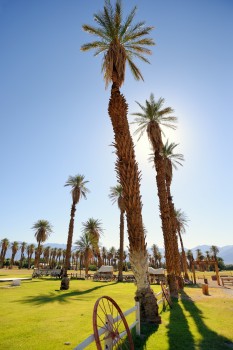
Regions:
[[161, 140, 184, 170], [174, 209, 189, 233], [131, 93, 177, 141], [82, 218, 104, 240], [32, 219, 53, 243], [81, 0, 155, 87], [65, 175, 90, 204]]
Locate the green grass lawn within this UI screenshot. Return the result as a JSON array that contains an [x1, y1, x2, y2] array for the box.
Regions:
[[0, 269, 233, 350]]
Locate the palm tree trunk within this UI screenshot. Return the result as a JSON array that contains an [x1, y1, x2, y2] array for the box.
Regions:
[[153, 149, 178, 297], [60, 202, 76, 290], [177, 229, 189, 280], [167, 188, 183, 289], [35, 242, 41, 268], [108, 82, 161, 323], [118, 210, 124, 282]]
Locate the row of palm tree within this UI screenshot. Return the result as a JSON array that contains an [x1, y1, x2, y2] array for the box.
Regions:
[[0, 235, 220, 275]]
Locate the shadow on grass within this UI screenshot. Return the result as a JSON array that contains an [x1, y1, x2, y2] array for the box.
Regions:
[[167, 297, 196, 350], [16, 282, 118, 305], [178, 289, 233, 350], [132, 323, 159, 350]]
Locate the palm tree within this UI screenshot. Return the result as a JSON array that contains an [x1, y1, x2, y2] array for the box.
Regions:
[[82, 218, 103, 268], [132, 93, 178, 296], [27, 244, 35, 269], [75, 233, 98, 276], [32, 219, 53, 268], [101, 246, 108, 265], [43, 246, 51, 267], [81, 0, 160, 323], [174, 209, 189, 280], [19, 242, 27, 269], [186, 249, 194, 270], [151, 244, 160, 268], [161, 140, 184, 282], [60, 174, 89, 290], [57, 248, 62, 267], [10, 241, 19, 268], [109, 184, 125, 281], [0, 238, 10, 268], [210, 245, 219, 261]]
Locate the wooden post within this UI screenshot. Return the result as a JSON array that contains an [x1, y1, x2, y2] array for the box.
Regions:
[[215, 261, 220, 286], [135, 302, 140, 336], [192, 263, 196, 284], [202, 284, 209, 295], [105, 314, 113, 350]]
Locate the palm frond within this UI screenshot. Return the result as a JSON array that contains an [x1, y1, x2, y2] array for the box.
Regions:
[[127, 57, 144, 81], [120, 6, 137, 38]]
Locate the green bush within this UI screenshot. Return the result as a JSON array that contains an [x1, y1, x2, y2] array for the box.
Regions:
[[88, 264, 97, 271]]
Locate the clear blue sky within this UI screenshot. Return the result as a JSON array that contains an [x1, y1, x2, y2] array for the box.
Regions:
[[1, 0, 233, 251]]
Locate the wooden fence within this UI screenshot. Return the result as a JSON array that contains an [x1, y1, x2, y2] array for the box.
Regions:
[[73, 287, 169, 350]]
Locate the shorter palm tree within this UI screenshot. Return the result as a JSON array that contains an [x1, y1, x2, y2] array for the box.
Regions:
[[27, 244, 35, 269], [10, 241, 19, 268], [175, 209, 189, 280], [32, 219, 53, 268], [60, 174, 89, 290], [82, 218, 104, 268], [19, 242, 27, 269], [0, 238, 10, 268], [210, 245, 219, 261], [75, 233, 98, 276], [109, 184, 125, 281], [186, 249, 194, 270]]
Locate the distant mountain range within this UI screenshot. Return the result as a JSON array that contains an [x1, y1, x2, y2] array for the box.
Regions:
[[4, 243, 233, 265]]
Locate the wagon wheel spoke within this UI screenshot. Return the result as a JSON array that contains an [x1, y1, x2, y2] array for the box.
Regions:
[[93, 296, 134, 350]]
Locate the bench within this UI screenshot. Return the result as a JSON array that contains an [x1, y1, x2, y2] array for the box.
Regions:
[[221, 277, 233, 287]]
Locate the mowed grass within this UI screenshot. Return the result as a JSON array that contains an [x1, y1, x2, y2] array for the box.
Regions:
[[0, 269, 233, 350]]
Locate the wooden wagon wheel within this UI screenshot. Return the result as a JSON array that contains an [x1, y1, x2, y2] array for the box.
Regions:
[[160, 282, 172, 308], [93, 295, 134, 350]]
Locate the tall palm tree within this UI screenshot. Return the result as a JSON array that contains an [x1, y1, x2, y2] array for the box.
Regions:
[[0, 238, 10, 268], [174, 209, 189, 280], [82, 218, 103, 268], [109, 184, 125, 281], [32, 219, 53, 268], [19, 242, 27, 269], [60, 174, 90, 290], [81, 0, 160, 323], [75, 233, 98, 275], [10, 241, 19, 268], [27, 243, 35, 269], [132, 93, 178, 296]]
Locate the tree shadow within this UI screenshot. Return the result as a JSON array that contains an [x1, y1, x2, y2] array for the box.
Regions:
[[167, 297, 195, 350], [178, 289, 233, 349], [15, 282, 117, 305], [132, 323, 160, 350]]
